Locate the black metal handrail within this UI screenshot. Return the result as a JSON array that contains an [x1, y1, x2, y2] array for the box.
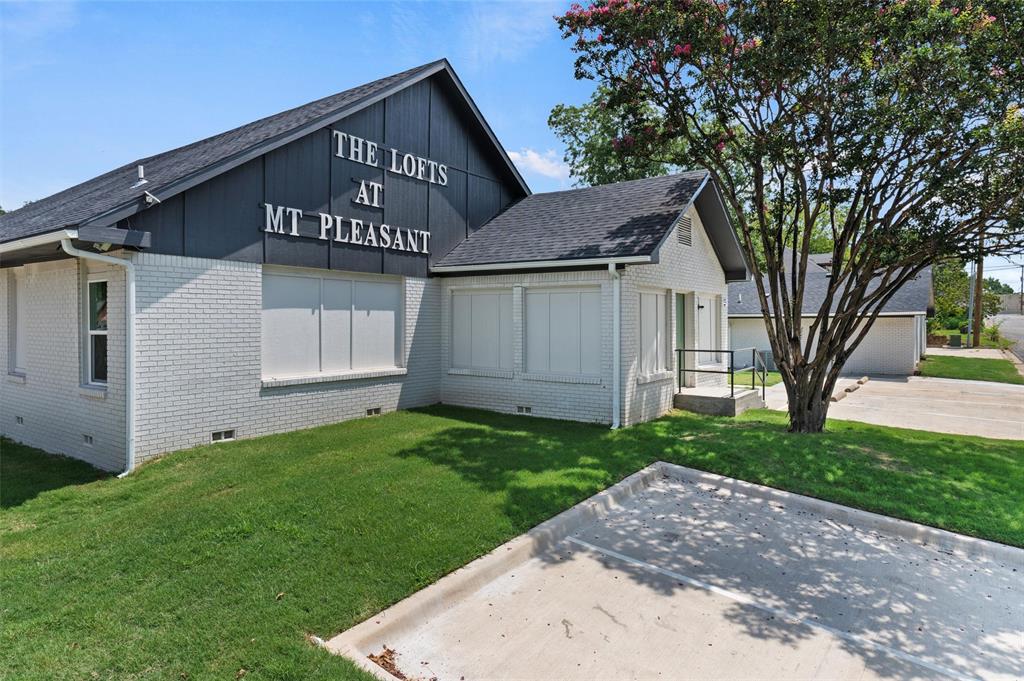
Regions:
[[675, 347, 767, 400]]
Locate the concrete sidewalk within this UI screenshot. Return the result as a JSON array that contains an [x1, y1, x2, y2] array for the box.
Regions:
[[328, 469, 1023, 681]]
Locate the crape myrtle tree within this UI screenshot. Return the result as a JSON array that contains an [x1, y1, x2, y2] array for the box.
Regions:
[[557, 0, 1024, 431]]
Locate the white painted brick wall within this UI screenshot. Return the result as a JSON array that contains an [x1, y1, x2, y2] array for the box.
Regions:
[[621, 206, 730, 425], [439, 270, 614, 424], [130, 253, 441, 464], [1, 211, 734, 469], [0, 259, 127, 471], [729, 315, 920, 375]]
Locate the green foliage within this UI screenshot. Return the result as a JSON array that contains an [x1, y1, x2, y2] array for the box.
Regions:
[[984, 276, 1015, 295], [3, 406, 1023, 678], [548, 87, 681, 185], [933, 259, 970, 327], [555, 0, 1024, 428]]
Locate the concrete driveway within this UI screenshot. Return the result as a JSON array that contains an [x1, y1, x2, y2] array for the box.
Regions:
[[328, 464, 1023, 681], [764, 375, 1024, 440], [995, 314, 1024, 362]]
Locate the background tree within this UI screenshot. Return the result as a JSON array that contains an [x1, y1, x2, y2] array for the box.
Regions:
[[557, 0, 1024, 431], [549, 86, 682, 185], [984, 276, 1015, 295]]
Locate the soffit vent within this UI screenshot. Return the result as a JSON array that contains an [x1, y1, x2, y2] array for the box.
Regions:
[[677, 215, 692, 247]]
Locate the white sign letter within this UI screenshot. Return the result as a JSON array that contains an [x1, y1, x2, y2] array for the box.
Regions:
[[264, 203, 285, 233], [285, 207, 302, 236]]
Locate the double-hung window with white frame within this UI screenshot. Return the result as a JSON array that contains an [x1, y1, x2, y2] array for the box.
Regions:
[[86, 278, 109, 384]]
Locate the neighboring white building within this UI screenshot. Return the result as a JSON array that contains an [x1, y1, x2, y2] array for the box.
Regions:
[[0, 60, 748, 473], [728, 262, 932, 376]]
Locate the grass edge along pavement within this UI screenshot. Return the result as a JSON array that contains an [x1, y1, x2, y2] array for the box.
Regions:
[[2, 405, 1022, 680]]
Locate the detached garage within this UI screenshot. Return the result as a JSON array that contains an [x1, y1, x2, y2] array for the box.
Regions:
[[728, 267, 932, 376]]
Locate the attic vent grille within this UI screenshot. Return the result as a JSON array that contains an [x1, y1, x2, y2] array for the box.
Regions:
[[677, 215, 692, 246]]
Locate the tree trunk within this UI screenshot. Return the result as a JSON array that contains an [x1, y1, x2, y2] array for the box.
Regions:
[[782, 365, 835, 433]]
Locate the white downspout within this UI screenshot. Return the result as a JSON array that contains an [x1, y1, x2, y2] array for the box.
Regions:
[[609, 262, 621, 429], [61, 239, 136, 477]]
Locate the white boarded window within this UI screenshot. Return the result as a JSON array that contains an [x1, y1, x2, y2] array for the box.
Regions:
[[262, 271, 400, 379], [526, 288, 601, 375], [10, 271, 28, 373], [640, 291, 668, 375], [451, 290, 513, 371]]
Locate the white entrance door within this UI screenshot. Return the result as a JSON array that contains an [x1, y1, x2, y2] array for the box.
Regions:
[[697, 296, 717, 364]]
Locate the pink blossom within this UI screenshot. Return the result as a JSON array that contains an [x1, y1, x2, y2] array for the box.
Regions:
[[597, 33, 604, 42], [950, 7, 959, 14], [715, 141, 726, 152], [990, 66, 1006, 77], [673, 43, 693, 56], [721, 34, 734, 47]]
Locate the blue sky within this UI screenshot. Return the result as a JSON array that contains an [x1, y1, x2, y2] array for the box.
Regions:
[[1, 1, 1019, 288]]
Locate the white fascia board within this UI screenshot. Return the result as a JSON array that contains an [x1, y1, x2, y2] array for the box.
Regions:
[[431, 255, 652, 273], [0, 229, 79, 254]]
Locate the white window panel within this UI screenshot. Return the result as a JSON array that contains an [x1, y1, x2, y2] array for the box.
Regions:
[[12, 273, 27, 372], [526, 288, 601, 376], [549, 291, 581, 373], [579, 290, 601, 375], [470, 293, 500, 369], [640, 291, 667, 375], [262, 274, 320, 378], [525, 291, 550, 372], [498, 292, 513, 369], [321, 278, 352, 373], [352, 280, 400, 369], [451, 290, 513, 370]]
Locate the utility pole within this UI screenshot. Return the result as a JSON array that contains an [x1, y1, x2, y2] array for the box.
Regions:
[[966, 261, 976, 347], [971, 229, 984, 343]]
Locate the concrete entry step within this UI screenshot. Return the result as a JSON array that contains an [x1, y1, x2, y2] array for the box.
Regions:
[[673, 387, 765, 416]]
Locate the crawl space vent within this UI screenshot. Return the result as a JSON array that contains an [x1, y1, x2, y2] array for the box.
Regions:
[[366, 407, 382, 416], [516, 406, 532, 415], [211, 429, 236, 443]]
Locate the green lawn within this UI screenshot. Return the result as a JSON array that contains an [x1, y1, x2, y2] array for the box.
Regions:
[[918, 355, 1024, 384], [931, 328, 1014, 350], [730, 369, 783, 387], [2, 406, 1022, 680]]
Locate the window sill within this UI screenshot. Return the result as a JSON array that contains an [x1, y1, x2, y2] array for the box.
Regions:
[[637, 371, 674, 385], [79, 384, 107, 399], [261, 367, 407, 388], [448, 368, 514, 380], [521, 372, 603, 385], [6, 371, 26, 385]]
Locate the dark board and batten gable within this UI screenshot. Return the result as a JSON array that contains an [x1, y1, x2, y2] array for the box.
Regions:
[[127, 70, 526, 278]]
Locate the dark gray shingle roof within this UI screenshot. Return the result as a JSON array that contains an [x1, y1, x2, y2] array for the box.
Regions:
[[729, 268, 933, 316], [0, 61, 444, 244], [436, 171, 709, 267]]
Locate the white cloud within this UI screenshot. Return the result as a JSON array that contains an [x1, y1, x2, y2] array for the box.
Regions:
[[508, 147, 570, 182], [457, 1, 561, 70]]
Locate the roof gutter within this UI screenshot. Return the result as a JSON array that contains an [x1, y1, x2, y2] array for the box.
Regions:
[[431, 255, 652, 274], [0, 229, 78, 255], [60, 239, 136, 478]]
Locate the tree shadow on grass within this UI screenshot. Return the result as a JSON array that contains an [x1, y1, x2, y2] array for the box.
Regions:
[[1, 439, 108, 509], [394, 406, 1024, 681]]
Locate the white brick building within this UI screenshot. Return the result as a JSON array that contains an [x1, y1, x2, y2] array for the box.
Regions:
[[728, 264, 932, 376], [0, 60, 747, 472]]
